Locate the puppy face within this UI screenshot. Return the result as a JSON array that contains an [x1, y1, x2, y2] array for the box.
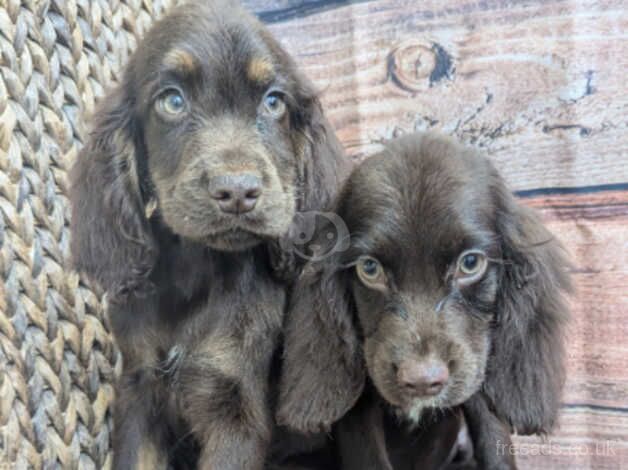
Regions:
[[279, 132, 568, 435], [336, 136, 506, 419], [125, 2, 305, 251]]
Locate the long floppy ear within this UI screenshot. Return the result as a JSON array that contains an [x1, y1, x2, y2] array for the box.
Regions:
[[277, 251, 365, 434], [276, 90, 360, 427], [270, 80, 351, 281], [292, 74, 351, 213], [70, 87, 156, 299], [256, 25, 351, 212], [482, 177, 571, 435]]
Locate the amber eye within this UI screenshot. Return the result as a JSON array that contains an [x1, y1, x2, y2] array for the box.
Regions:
[[356, 255, 388, 290], [263, 91, 287, 118], [157, 89, 186, 116], [455, 250, 488, 283]]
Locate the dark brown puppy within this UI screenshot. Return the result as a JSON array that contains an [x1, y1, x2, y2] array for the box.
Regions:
[[278, 133, 571, 469], [70, 1, 348, 468]]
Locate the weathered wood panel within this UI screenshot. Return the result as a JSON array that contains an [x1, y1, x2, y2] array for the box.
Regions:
[[505, 190, 628, 468], [252, 0, 628, 193], [245, 0, 366, 22], [243, 1, 628, 468], [514, 408, 628, 469], [533, 193, 628, 387]]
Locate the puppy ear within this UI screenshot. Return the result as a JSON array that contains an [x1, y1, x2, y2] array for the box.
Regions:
[[70, 87, 156, 298], [277, 254, 365, 434], [271, 82, 350, 280], [482, 177, 571, 434], [294, 82, 351, 213]]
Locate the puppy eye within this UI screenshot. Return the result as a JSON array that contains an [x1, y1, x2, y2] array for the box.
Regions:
[[455, 250, 488, 284], [461, 253, 480, 273], [263, 91, 287, 118], [157, 89, 186, 116], [356, 255, 388, 290]]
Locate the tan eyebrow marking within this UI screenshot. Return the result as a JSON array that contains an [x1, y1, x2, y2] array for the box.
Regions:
[[163, 48, 198, 74], [247, 57, 274, 83]]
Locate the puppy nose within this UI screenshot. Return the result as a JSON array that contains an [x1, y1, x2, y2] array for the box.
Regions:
[[396, 359, 449, 397], [208, 174, 262, 214]]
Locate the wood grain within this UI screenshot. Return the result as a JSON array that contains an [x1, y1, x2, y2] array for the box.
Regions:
[[533, 190, 628, 406], [256, 0, 628, 192], [513, 407, 628, 469], [244, 0, 370, 23], [506, 190, 628, 469]]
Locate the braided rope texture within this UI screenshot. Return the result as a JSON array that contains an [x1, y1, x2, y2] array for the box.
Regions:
[[0, 1, 180, 468]]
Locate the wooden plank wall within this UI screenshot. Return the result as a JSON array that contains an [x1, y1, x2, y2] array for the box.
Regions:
[[243, 1, 628, 468]]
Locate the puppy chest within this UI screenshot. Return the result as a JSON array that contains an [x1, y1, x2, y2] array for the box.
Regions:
[[155, 293, 285, 386]]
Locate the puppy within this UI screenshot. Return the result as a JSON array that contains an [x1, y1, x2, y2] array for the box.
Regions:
[[278, 133, 571, 469], [70, 1, 348, 468]]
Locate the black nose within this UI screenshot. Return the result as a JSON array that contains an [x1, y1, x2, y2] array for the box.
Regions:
[[396, 359, 449, 397], [208, 174, 262, 214]]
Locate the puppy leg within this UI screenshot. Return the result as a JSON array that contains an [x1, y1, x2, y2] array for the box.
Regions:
[[182, 335, 278, 470], [113, 380, 169, 470], [463, 394, 517, 470], [197, 424, 268, 470], [189, 370, 271, 470], [335, 397, 392, 470]]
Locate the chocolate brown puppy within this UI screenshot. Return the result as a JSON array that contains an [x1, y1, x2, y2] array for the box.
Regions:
[[70, 1, 348, 468], [278, 133, 571, 469]]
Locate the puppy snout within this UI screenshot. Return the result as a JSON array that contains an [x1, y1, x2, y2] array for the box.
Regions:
[[396, 359, 449, 397], [208, 173, 262, 214]]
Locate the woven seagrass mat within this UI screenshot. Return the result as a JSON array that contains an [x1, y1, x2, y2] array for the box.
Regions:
[[0, 1, 180, 468]]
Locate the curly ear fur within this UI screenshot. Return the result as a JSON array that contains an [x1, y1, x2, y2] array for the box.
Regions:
[[277, 257, 365, 434], [482, 178, 571, 435], [70, 87, 156, 298]]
